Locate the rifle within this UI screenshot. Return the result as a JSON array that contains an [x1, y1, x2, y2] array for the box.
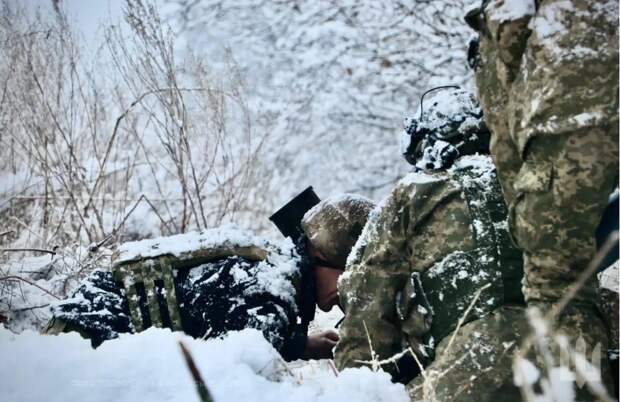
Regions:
[[269, 186, 321, 331]]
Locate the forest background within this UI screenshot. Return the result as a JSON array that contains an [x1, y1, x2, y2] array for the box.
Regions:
[[0, 0, 474, 331]]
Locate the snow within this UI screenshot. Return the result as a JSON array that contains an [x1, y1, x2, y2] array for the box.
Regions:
[[598, 262, 618, 293], [451, 153, 493, 172], [302, 194, 375, 224], [243, 260, 299, 307], [0, 327, 409, 402], [426, 251, 464, 280], [513, 357, 540, 386], [452, 155, 495, 193], [115, 226, 290, 265], [344, 196, 387, 269], [397, 170, 442, 187], [407, 89, 482, 136], [547, 367, 576, 402], [529, 1, 571, 39], [0, 248, 108, 333], [309, 306, 344, 334], [414, 140, 456, 171], [527, 0, 574, 59], [572, 111, 605, 127], [485, 0, 535, 23]]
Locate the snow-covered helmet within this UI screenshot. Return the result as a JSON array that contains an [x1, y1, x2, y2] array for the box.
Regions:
[[301, 195, 375, 269], [402, 87, 490, 170]]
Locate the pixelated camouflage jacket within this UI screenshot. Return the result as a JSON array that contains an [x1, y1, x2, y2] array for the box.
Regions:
[[46, 231, 307, 361], [466, 0, 619, 156], [334, 155, 524, 381]]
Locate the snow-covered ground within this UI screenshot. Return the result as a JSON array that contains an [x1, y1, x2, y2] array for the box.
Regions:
[[0, 326, 408, 402]]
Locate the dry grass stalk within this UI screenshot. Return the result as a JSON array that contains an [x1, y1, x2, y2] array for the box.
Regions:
[[355, 282, 501, 401], [0, 275, 60, 299], [0, 0, 272, 323], [0, 0, 269, 252], [178, 340, 215, 402], [514, 233, 619, 402]]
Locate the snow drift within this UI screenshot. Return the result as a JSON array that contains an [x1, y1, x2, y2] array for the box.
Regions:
[[0, 327, 409, 402]]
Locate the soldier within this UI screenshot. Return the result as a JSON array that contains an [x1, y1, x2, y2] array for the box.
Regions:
[[465, 0, 618, 395], [299, 193, 377, 313], [268, 188, 375, 357], [45, 227, 336, 361], [304, 88, 531, 401]]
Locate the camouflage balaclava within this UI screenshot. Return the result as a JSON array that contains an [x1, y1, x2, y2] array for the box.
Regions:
[[301, 195, 375, 269], [402, 87, 490, 170]]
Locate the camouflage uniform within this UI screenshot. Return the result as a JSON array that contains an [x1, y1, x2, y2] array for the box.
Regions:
[[335, 156, 527, 401], [334, 89, 527, 401], [301, 194, 376, 268], [466, 0, 618, 394], [45, 228, 306, 360]]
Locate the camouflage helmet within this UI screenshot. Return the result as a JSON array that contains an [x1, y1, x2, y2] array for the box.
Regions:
[[301, 194, 375, 269], [402, 87, 490, 170]]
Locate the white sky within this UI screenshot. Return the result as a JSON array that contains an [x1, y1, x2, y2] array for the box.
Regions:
[[25, 0, 172, 48], [27, 0, 123, 39]]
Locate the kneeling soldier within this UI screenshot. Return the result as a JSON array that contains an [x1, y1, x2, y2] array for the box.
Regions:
[[305, 88, 530, 401]]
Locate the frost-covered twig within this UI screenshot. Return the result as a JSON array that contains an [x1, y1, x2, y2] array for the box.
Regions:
[[514, 234, 619, 402], [354, 347, 410, 370], [13, 303, 50, 312], [443, 283, 491, 354], [558, 335, 613, 402], [0, 247, 56, 255], [549, 232, 618, 324], [0, 275, 60, 299], [81, 86, 207, 221], [0, 0, 267, 252], [327, 359, 339, 377], [408, 347, 428, 383], [519, 232, 619, 356], [362, 320, 380, 372], [9, 216, 46, 242]]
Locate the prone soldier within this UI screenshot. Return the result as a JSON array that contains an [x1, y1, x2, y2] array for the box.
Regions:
[[45, 226, 336, 361]]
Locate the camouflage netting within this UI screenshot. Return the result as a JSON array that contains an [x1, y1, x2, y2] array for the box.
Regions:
[[47, 269, 132, 347], [176, 256, 298, 352]]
